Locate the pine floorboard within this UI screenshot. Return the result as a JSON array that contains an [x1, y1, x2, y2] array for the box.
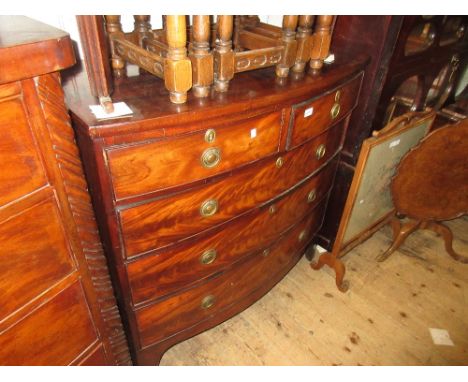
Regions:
[[160, 217, 468, 365]]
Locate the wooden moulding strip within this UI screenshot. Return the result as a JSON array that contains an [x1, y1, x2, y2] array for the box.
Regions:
[[111, 36, 165, 78], [234, 46, 283, 73], [145, 38, 168, 58]]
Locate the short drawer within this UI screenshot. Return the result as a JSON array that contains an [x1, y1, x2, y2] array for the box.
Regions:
[[287, 73, 362, 149], [126, 165, 333, 305], [119, 121, 345, 258], [134, 213, 318, 348], [106, 111, 283, 201]]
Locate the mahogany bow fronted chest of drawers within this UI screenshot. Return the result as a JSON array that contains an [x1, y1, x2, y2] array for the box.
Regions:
[[67, 55, 366, 365]]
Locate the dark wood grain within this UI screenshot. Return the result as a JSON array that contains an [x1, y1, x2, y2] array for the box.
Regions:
[[106, 111, 282, 200], [0, 281, 97, 366], [135, 212, 317, 349], [288, 74, 362, 149], [0, 82, 47, 207], [68, 50, 366, 364], [0, 194, 75, 320], [127, 176, 331, 305], [119, 124, 342, 257], [0, 16, 75, 85], [0, 17, 131, 366], [76, 16, 114, 112], [392, 121, 468, 220], [66, 53, 368, 138]]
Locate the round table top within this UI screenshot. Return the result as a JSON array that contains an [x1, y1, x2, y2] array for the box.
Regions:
[[392, 120, 468, 221]]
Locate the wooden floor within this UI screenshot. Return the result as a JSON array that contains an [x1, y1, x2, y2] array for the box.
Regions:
[[160, 217, 468, 366]]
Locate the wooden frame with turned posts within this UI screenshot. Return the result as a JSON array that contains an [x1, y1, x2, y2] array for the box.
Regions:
[[76, 15, 336, 107]]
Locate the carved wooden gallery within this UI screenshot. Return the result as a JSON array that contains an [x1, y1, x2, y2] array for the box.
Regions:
[[0, 15, 466, 366]]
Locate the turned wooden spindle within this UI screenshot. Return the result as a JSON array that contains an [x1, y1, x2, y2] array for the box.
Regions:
[[104, 15, 126, 77], [164, 15, 192, 104], [293, 15, 315, 73], [233, 16, 242, 51], [309, 15, 335, 75], [189, 15, 213, 98], [276, 15, 299, 78], [214, 15, 235, 92], [133, 15, 152, 48]]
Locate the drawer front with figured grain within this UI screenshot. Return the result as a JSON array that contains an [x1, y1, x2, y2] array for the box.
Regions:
[[0, 281, 98, 366], [287, 74, 362, 149], [106, 111, 283, 201], [0, 82, 47, 207], [0, 195, 76, 320], [119, 121, 345, 258], [135, 213, 318, 348], [126, 166, 333, 305], [128, 196, 328, 306]]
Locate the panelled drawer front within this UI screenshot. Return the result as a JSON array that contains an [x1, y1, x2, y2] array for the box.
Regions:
[[287, 74, 362, 149], [120, 121, 345, 258], [0, 82, 47, 208], [127, 164, 334, 305], [0, 196, 76, 321], [106, 111, 282, 201], [135, 212, 318, 348], [0, 281, 98, 366]]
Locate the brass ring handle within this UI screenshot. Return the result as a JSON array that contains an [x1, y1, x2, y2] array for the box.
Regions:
[[330, 102, 341, 120], [307, 189, 317, 203], [201, 295, 216, 309], [200, 199, 218, 217], [200, 249, 217, 265], [201, 147, 221, 168], [316, 144, 326, 160]]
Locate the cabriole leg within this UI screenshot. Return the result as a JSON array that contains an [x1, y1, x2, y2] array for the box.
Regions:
[[311, 252, 349, 292]]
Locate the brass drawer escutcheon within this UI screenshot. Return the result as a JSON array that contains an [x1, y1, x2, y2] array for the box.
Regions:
[[200, 199, 218, 217], [200, 249, 217, 265], [315, 144, 326, 160], [330, 102, 341, 120], [204, 129, 216, 143], [275, 157, 284, 168], [335, 90, 341, 102], [201, 147, 221, 168], [269, 205, 277, 215], [298, 229, 308, 242], [262, 248, 270, 257], [201, 295, 216, 309], [307, 189, 317, 203]]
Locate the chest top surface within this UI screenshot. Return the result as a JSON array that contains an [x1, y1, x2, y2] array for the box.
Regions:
[[0, 16, 75, 84], [65, 54, 368, 138]]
